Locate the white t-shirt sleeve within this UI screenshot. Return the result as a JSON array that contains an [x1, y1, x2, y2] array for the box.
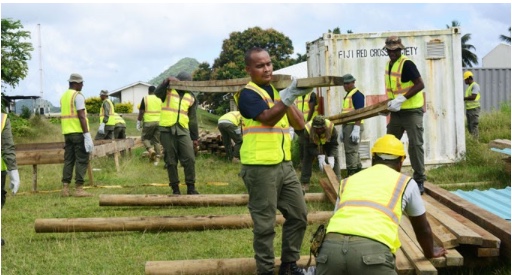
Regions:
[[402, 179, 426, 217], [471, 83, 481, 95], [75, 93, 86, 111]]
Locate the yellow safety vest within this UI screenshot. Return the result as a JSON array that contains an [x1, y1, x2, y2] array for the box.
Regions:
[[234, 82, 291, 165], [342, 88, 365, 124], [1, 113, 7, 171], [114, 114, 126, 125], [160, 89, 195, 128], [327, 164, 411, 254], [295, 93, 318, 122], [143, 95, 162, 122], [304, 119, 334, 145], [99, 99, 116, 126], [465, 82, 481, 110], [385, 55, 423, 109], [219, 111, 241, 126], [60, 89, 89, 135]]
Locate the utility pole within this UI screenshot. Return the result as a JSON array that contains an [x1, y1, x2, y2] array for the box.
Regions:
[[38, 23, 44, 115]]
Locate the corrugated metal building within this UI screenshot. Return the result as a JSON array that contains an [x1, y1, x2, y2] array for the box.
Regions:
[[462, 68, 511, 112]]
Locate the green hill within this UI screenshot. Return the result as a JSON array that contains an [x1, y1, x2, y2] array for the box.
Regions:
[[148, 57, 200, 86]]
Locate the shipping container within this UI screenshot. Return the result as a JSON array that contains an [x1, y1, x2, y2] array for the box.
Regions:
[[306, 28, 466, 169]]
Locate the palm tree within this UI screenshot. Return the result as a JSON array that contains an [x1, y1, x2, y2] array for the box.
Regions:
[[447, 20, 478, 67], [499, 27, 511, 44]]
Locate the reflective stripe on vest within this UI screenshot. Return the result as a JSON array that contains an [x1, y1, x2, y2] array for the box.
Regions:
[[305, 119, 334, 145], [219, 111, 241, 126], [385, 55, 423, 109], [465, 82, 481, 110], [327, 164, 411, 253], [100, 99, 116, 126], [1, 113, 7, 171], [60, 89, 89, 134], [295, 93, 318, 122], [235, 82, 291, 164], [160, 89, 195, 128], [143, 95, 162, 122], [342, 88, 364, 124]]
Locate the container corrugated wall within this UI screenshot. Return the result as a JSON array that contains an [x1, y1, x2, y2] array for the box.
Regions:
[[462, 68, 511, 112], [306, 28, 466, 169]]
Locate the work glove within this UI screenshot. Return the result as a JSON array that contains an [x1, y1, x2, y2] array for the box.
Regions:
[[387, 95, 407, 112], [350, 125, 361, 144], [327, 156, 335, 169], [136, 121, 142, 131], [98, 123, 106, 134], [7, 169, 20, 195], [281, 78, 313, 106], [317, 154, 326, 171], [83, 132, 94, 153]]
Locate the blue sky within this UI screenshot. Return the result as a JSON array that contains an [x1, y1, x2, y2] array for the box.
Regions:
[[1, 2, 510, 106]]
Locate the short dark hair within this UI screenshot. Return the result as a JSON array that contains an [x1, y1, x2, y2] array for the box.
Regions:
[[148, 86, 156, 93], [244, 47, 266, 66]]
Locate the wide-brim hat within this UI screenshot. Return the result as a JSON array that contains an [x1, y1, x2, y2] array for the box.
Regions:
[[342, 74, 356, 83], [383, 36, 405, 51], [68, 73, 83, 83], [100, 90, 109, 96], [312, 115, 326, 128]]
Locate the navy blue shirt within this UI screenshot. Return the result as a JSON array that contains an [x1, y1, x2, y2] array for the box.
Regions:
[[352, 91, 365, 110], [388, 59, 421, 82], [238, 84, 276, 119]]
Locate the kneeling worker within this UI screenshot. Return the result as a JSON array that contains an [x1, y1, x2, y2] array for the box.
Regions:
[[315, 134, 446, 274]]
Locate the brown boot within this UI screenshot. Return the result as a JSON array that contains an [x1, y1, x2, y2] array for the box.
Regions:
[[74, 184, 93, 197], [148, 148, 156, 162], [61, 183, 71, 197]]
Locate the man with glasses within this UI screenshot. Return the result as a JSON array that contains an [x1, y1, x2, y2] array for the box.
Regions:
[[383, 36, 426, 194]]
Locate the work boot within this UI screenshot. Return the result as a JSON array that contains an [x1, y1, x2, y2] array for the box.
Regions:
[[61, 183, 71, 197], [302, 183, 310, 194], [148, 148, 156, 162], [232, 157, 240, 164], [278, 261, 304, 275], [74, 184, 93, 197], [170, 183, 181, 195], [153, 156, 160, 166], [347, 169, 358, 177], [417, 181, 425, 195], [186, 184, 199, 195]]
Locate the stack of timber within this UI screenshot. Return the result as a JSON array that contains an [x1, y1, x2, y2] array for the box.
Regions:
[[197, 130, 225, 156], [488, 139, 511, 176]]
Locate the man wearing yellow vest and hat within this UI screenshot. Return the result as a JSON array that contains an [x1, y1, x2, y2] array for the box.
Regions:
[[217, 111, 243, 163], [95, 89, 116, 140], [235, 47, 310, 275], [295, 91, 318, 170], [2, 112, 20, 246], [315, 134, 446, 274], [463, 71, 481, 139], [383, 36, 426, 195], [60, 73, 94, 197], [137, 85, 163, 164], [155, 72, 199, 195], [113, 114, 126, 139], [340, 73, 365, 176]]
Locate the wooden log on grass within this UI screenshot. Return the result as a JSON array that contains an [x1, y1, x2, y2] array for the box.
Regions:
[[34, 211, 333, 233], [99, 193, 327, 207]]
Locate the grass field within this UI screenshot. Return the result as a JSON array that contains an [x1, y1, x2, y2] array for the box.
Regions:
[[1, 106, 510, 274]]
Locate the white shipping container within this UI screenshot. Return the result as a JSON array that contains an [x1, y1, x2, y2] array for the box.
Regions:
[[306, 28, 466, 169]]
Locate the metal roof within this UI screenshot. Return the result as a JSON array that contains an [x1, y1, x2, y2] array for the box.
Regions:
[[274, 61, 307, 78], [452, 186, 511, 220]]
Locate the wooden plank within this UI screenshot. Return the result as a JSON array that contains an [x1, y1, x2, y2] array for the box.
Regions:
[[425, 213, 459, 249], [477, 247, 500, 257], [423, 199, 483, 245], [398, 227, 438, 274], [318, 179, 337, 205], [323, 165, 340, 194], [488, 139, 511, 149], [395, 248, 415, 275], [422, 195, 501, 249], [16, 149, 65, 165], [328, 100, 390, 125]]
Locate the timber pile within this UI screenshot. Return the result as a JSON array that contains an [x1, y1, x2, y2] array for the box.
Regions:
[[197, 130, 226, 156], [488, 139, 511, 176]]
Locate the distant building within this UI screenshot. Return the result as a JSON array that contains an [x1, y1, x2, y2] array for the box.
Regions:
[[108, 81, 152, 114], [482, 43, 511, 68], [274, 61, 308, 78]]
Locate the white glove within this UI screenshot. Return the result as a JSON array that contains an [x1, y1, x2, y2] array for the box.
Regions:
[[136, 121, 142, 131], [281, 78, 313, 106], [98, 123, 106, 134], [83, 132, 94, 153], [387, 95, 407, 112], [327, 156, 335, 168], [317, 154, 326, 171], [7, 169, 20, 195], [350, 125, 361, 144]]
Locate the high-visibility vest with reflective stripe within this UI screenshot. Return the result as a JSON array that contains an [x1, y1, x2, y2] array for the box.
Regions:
[[234, 82, 291, 165], [385, 55, 423, 109], [100, 99, 116, 126], [219, 111, 241, 126], [160, 89, 195, 128], [465, 82, 481, 110], [342, 88, 365, 124], [305, 119, 334, 145], [143, 95, 162, 122], [60, 89, 89, 134], [327, 164, 411, 254], [295, 93, 318, 122], [1, 113, 7, 171], [115, 114, 126, 125]]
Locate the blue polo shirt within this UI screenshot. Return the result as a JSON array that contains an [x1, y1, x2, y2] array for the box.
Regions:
[[238, 84, 275, 120]]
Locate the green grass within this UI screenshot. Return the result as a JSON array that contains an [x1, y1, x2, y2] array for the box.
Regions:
[[2, 106, 510, 274]]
